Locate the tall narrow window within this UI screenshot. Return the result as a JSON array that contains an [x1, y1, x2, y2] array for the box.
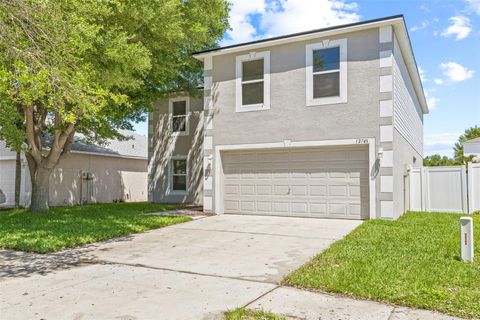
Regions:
[[169, 97, 189, 135], [312, 47, 340, 98], [306, 39, 347, 106], [171, 158, 187, 192], [235, 51, 270, 112], [242, 59, 264, 105]]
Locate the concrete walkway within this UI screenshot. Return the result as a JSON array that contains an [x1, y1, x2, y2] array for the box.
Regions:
[[0, 215, 460, 319]]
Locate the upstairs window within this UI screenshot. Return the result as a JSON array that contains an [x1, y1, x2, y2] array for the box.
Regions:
[[169, 97, 189, 135], [170, 158, 187, 193], [306, 39, 347, 106], [235, 51, 270, 112]]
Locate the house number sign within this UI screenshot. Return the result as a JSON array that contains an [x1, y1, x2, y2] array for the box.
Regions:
[[355, 138, 369, 144]]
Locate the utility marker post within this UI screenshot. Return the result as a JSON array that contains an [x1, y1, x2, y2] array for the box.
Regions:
[[460, 217, 474, 263]]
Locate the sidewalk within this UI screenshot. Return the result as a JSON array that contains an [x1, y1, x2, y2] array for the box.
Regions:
[[246, 286, 460, 320]]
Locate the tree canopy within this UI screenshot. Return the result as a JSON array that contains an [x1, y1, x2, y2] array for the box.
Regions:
[[424, 125, 480, 166], [0, 0, 229, 211], [454, 125, 480, 164]]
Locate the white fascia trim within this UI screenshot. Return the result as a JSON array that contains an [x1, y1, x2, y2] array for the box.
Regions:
[[168, 96, 190, 137], [235, 51, 271, 112], [168, 155, 189, 196], [214, 138, 377, 219], [306, 38, 347, 106]]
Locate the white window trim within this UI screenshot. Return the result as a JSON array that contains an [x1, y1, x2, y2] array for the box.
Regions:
[[306, 39, 347, 106], [235, 51, 271, 113], [169, 96, 190, 136], [168, 155, 188, 195]]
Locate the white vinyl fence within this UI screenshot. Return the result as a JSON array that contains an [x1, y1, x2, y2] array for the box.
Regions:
[[409, 163, 480, 213], [468, 163, 480, 212]]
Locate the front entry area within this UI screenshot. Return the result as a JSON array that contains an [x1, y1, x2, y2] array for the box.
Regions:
[[221, 145, 370, 219]]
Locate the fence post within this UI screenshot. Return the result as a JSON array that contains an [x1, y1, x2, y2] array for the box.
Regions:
[[421, 167, 427, 211], [462, 165, 468, 213]]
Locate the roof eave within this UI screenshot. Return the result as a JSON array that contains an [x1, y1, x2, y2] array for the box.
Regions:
[[193, 15, 404, 59]]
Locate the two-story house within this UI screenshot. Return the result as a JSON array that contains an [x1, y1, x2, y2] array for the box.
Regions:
[[148, 15, 428, 220]]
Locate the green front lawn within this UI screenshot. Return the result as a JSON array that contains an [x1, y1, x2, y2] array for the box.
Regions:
[[225, 309, 285, 320], [0, 202, 190, 253], [284, 212, 480, 319]]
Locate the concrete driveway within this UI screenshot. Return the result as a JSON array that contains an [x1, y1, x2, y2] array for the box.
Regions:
[[0, 214, 361, 319]]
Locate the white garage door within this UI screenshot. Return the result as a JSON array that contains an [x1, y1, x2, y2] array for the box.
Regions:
[[222, 146, 370, 219]]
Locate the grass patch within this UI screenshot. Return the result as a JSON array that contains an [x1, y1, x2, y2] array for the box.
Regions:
[[0, 202, 190, 253], [284, 212, 480, 319], [225, 309, 285, 320]]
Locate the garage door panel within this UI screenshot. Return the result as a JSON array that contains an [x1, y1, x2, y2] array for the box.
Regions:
[[274, 185, 289, 195], [310, 203, 327, 214], [310, 185, 327, 196], [257, 201, 272, 212], [222, 147, 369, 219], [291, 202, 308, 213], [329, 185, 348, 196], [257, 185, 272, 195], [273, 202, 290, 212], [240, 201, 255, 211], [329, 203, 348, 215], [225, 185, 240, 195], [225, 200, 240, 211]]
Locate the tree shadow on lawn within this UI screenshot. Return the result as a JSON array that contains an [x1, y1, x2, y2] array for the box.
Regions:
[[0, 235, 136, 280]]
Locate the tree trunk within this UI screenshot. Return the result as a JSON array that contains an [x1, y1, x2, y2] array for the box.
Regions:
[[29, 166, 52, 212], [14, 152, 21, 208]]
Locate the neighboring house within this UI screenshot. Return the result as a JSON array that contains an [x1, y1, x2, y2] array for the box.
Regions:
[[463, 137, 480, 159], [149, 15, 428, 220], [0, 131, 148, 208]]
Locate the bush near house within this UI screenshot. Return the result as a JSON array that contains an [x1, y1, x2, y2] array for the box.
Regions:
[[0, 202, 189, 253], [284, 212, 480, 319]]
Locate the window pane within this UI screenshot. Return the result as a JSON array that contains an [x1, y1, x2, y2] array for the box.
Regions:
[[242, 59, 264, 82], [172, 101, 186, 116], [172, 176, 187, 191], [313, 72, 340, 98], [242, 82, 264, 105], [313, 47, 339, 72], [172, 116, 186, 132], [173, 160, 187, 174]]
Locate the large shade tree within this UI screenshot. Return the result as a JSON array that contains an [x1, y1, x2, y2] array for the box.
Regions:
[[0, 0, 229, 211]]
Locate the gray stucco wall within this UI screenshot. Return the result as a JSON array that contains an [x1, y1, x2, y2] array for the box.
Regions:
[[210, 29, 383, 146], [148, 95, 204, 204], [393, 128, 423, 218]]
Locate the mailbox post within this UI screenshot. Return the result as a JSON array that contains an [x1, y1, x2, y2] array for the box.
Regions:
[[460, 217, 474, 263]]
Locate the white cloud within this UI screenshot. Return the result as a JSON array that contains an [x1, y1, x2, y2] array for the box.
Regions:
[[410, 20, 429, 32], [434, 78, 444, 85], [441, 16, 472, 40], [424, 132, 461, 157], [424, 89, 439, 110], [222, 0, 360, 45], [427, 96, 440, 110], [260, 0, 360, 37], [223, 0, 266, 45], [440, 62, 475, 82], [466, 0, 480, 14], [418, 66, 428, 82]]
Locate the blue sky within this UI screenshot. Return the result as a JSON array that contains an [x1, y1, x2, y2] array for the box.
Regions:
[[134, 0, 480, 157]]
